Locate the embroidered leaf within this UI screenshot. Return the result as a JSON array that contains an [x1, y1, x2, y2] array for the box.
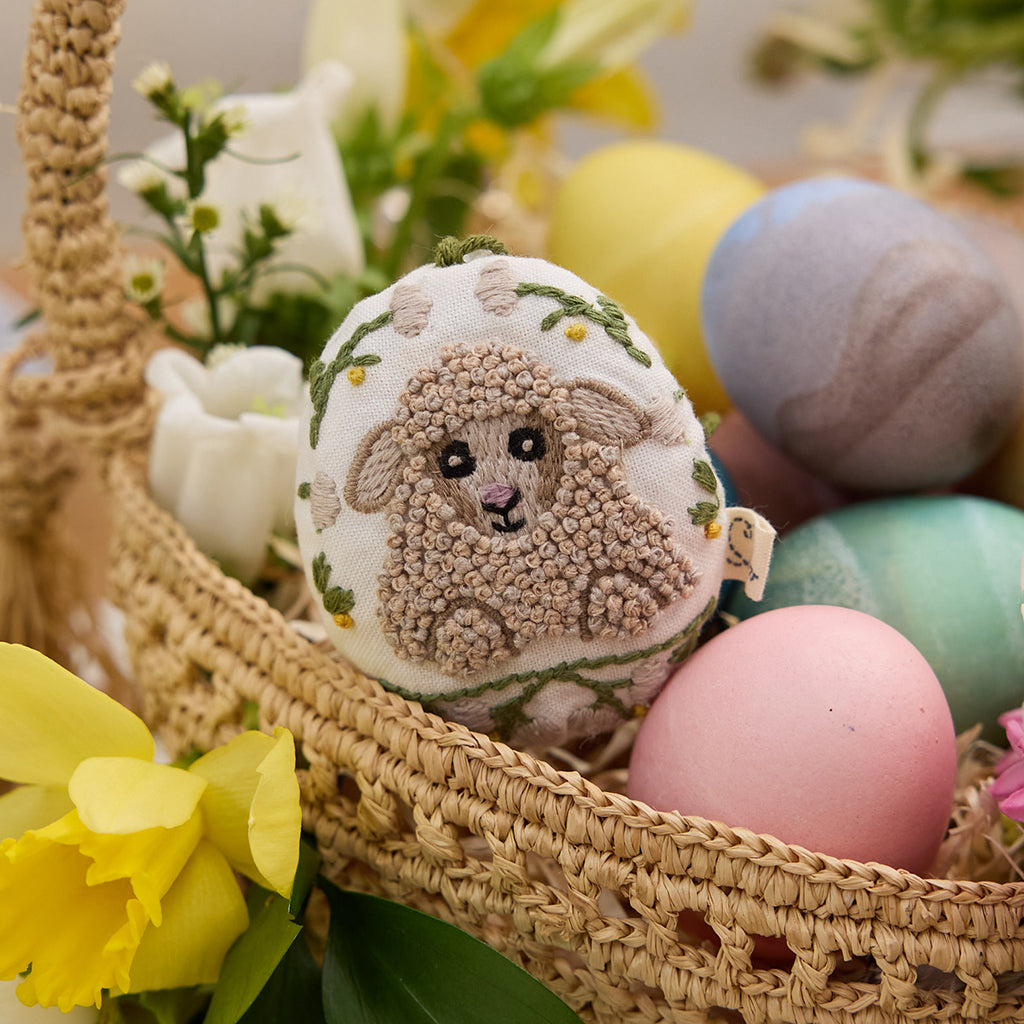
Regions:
[[312, 553, 355, 617], [692, 459, 719, 495], [311, 552, 332, 595], [309, 309, 393, 448], [672, 387, 687, 403], [322, 587, 355, 616], [699, 411, 722, 440], [515, 281, 652, 366], [321, 883, 584, 1024], [688, 500, 720, 526], [297, 482, 311, 500]]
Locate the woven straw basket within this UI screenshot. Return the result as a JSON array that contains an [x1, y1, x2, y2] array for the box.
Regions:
[[7, 3, 1024, 1022]]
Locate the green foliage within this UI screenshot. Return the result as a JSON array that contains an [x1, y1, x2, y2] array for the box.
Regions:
[[320, 882, 585, 1024], [202, 888, 303, 1024], [751, 0, 1024, 193], [478, 11, 599, 128]]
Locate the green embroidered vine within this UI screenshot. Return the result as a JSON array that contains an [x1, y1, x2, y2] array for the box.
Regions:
[[688, 458, 721, 528], [376, 596, 716, 741], [312, 552, 356, 626], [433, 234, 509, 266], [515, 282, 652, 367], [308, 309, 392, 447]]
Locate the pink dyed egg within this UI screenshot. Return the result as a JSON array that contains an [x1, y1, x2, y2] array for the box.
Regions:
[[628, 605, 956, 875]]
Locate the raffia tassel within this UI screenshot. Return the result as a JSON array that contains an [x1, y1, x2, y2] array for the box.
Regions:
[[0, 411, 83, 665]]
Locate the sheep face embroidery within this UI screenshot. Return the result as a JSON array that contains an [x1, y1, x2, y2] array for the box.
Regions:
[[344, 340, 699, 677]]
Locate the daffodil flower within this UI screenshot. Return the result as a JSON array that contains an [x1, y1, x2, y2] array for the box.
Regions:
[[0, 644, 301, 1013]]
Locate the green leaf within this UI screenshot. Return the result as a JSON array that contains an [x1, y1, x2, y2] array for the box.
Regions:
[[320, 882, 584, 1024], [239, 931, 325, 1024], [289, 839, 322, 919], [137, 988, 212, 1024], [202, 888, 303, 1024], [692, 459, 719, 495], [687, 500, 720, 526]]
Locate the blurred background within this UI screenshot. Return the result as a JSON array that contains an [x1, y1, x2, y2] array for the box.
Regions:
[[3, 0, 1024, 309]]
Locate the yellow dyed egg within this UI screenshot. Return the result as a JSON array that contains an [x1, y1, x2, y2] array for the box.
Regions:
[[547, 141, 764, 415]]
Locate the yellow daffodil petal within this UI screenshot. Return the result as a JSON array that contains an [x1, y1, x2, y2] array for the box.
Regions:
[[0, 644, 154, 788], [0, 816, 148, 1011], [0, 785, 74, 841], [71, 810, 204, 925], [69, 757, 207, 834], [568, 66, 659, 129], [126, 839, 249, 994], [190, 728, 300, 896], [444, 0, 562, 68], [0, 978, 96, 1022]]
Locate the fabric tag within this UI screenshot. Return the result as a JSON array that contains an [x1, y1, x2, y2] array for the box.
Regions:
[[723, 507, 776, 601]]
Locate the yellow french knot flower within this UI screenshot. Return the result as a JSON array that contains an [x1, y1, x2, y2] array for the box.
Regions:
[[333, 612, 354, 629], [564, 322, 587, 342], [0, 644, 302, 1012], [704, 521, 722, 539], [347, 366, 365, 386]]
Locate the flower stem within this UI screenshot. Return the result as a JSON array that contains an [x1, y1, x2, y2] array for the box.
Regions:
[[906, 65, 961, 174], [381, 108, 469, 280]]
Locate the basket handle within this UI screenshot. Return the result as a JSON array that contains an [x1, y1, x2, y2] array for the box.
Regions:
[[8, 0, 152, 451], [0, 0, 147, 660]]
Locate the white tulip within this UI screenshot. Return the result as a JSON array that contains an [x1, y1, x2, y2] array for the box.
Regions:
[[138, 62, 364, 300], [302, 0, 406, 137], [145, 346, 305, 584]]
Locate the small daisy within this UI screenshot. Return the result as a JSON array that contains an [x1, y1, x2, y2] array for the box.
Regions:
[[267, 189, 315, 235], [184, 199, 221, 235], [122, 254, 165, 304], [218, 103, 249, 138], [132, 61, 173, 99], [116, 159, 168, 196]]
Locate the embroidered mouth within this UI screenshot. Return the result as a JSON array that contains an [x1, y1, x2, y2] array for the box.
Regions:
[[482, 488, 524, 533]]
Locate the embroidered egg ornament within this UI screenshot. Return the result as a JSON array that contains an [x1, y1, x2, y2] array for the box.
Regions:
[[295, 237, 774, 746]]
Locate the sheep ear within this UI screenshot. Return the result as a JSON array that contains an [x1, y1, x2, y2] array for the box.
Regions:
[[568, 380, 651, 447], [344, 421, 404, 512]]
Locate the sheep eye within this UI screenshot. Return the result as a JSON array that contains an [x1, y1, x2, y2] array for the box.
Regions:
[[439, 440, 476, 479], [508, 427, 546, 462]]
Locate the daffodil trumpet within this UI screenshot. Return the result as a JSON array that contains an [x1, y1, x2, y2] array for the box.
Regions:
[[0, 643, 302, 1012]]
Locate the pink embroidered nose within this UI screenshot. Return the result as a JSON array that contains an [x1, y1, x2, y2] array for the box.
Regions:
[[481, 482, 516, 509]]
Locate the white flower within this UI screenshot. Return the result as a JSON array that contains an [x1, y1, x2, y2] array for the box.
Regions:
[[144, 345, 306, 584], [539, 0, 692, 72], [0, 980, 94, 1024], [267, 189, 314, 235], [138, 63, 364, 298], [116, 159, 168, 195], [216, 103, 249, 138], [301, 0, 406, 136], [184, 199, 222, 235], [122, 254, 165, 304], [132, 61, 173, 99], [180, 297, 237, 342]]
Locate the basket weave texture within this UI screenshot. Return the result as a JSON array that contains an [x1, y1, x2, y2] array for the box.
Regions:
[[7, 3, 1024, 1022]]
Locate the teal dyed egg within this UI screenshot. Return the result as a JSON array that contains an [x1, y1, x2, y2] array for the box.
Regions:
[[725, 494, 1024, 739]]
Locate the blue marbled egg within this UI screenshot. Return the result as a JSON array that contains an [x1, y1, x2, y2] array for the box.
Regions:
[[725, 494, 1024, 739], [701, 177, 1024, 491]]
